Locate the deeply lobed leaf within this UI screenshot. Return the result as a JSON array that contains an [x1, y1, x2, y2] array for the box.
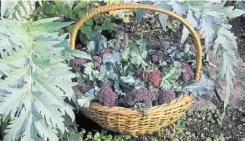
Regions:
[[0, 18, 90, 141]]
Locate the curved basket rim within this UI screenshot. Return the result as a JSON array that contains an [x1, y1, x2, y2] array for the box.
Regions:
[[81, 94, 193, 115]]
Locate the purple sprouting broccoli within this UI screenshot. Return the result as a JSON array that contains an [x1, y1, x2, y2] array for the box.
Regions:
[[99, 80, 113, 88], [136, 69, 144, 77], [144, 70, 161, 87], [181, 63, 194, 81], [92, 56, 102, 69], [96, 86, 116, 107], [70, 57, 85, 67], [124, 88, 158, 107], [79, 85, 93, 94], [149, 50, 164, 62], [158, 90, 176, 105], [99, 48, 111, 57]]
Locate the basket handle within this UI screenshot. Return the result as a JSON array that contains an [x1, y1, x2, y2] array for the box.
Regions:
[[70, 3, 202, 80]]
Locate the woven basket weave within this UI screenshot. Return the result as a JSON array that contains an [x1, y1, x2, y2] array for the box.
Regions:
[[71, 3, 203, 136]]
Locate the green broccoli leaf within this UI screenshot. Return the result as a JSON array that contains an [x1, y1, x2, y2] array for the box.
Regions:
[[160, 67, 181, 90], [87, 32, 107, 54]]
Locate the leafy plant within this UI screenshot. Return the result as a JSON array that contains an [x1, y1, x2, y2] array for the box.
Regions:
[[34, 1, 116, 41], [1, 0, 36, 20], [75, 32, 214, 112], [0, 18, 91, 140]]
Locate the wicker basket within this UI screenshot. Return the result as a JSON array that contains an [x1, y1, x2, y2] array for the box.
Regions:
[[70, 3, 203, 136]]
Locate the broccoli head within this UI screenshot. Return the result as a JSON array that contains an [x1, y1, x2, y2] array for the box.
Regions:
[[181, 63, 194, 81], [92, 56, 102, 69], [124, 88, 158, 107], [79, 85, 93, 94], [70, 57, 85, 67], [158, 90, 176, 105], [99, 48, 111, 57], [145, 70, 161, 87], [96, 86, 116, 107], [99, 79, 113, 88]]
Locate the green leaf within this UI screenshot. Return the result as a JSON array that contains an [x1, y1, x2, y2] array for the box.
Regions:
[[120, 76, 135, 85], [199, 15, 223, 52], [135, 10, 144, 24], [73, 1, 92, 12], [103, 52, 121, 64], [181, 8, 198, 44], [45, 3, 56, 15], [1, 0, 35, 21], [77, 10, 86, 18], [32, 17, 61, 25], [87, 32, 107, 54], [0, 19, 77, 141], [77, 88, 97, 108], [160, 67, 181, 90], [213, 24, 238, 109], [155, 1, 171, 30], [30, 21, 73, 35], [85, 19, 94, 26], [80, 25, 93, 39], [167, 1, 187, 16], [217, 6, 245, 19]]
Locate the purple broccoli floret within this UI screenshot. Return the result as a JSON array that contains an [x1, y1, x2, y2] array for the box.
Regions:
[[99, 48, 111, 57], [70, 57, 85, 67], [79, 85, 93, 94], [96, 86, 116, 107], [158, 90, 176, 105], [99, 80, 113, 88], [92, 56, 102, 69], [181, 63, 194, 81], [149, 50, 164, 62], [144, 70, 161, 87], [124, 88, 158, 107], [136, 69, 144, 77]]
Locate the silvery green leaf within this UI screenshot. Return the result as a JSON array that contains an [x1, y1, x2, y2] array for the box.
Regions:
[[54, 0, 74, 10], [84, 62, 97, 80], [1, 0, 36, 21], [0, 19, 75, 140], [63, 47, 91, 60], [160, 67, 181, 90], [182, 75, 218, 97], [103, 52, 121, 64], [88, 32, 107, 54], [77, 88, 97, 108], [77, 98, 92, 108], [167, 1, 187, 16], [155, 1, 172, 30], [181, 8, 198, 44], [213, 24, 238, 109], [199, 15, 222, 52], [135, 10, 144, 24], [217, 6, 245, 19], [120, 76, 135, 85], [121, 48, 129, 61]]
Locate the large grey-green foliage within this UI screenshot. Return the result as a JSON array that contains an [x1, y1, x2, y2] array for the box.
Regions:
[[0, 18, 91, 141], [173, 1, 244, 110], [136, 1, 245, 110], [1, 0, 37, 20]]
